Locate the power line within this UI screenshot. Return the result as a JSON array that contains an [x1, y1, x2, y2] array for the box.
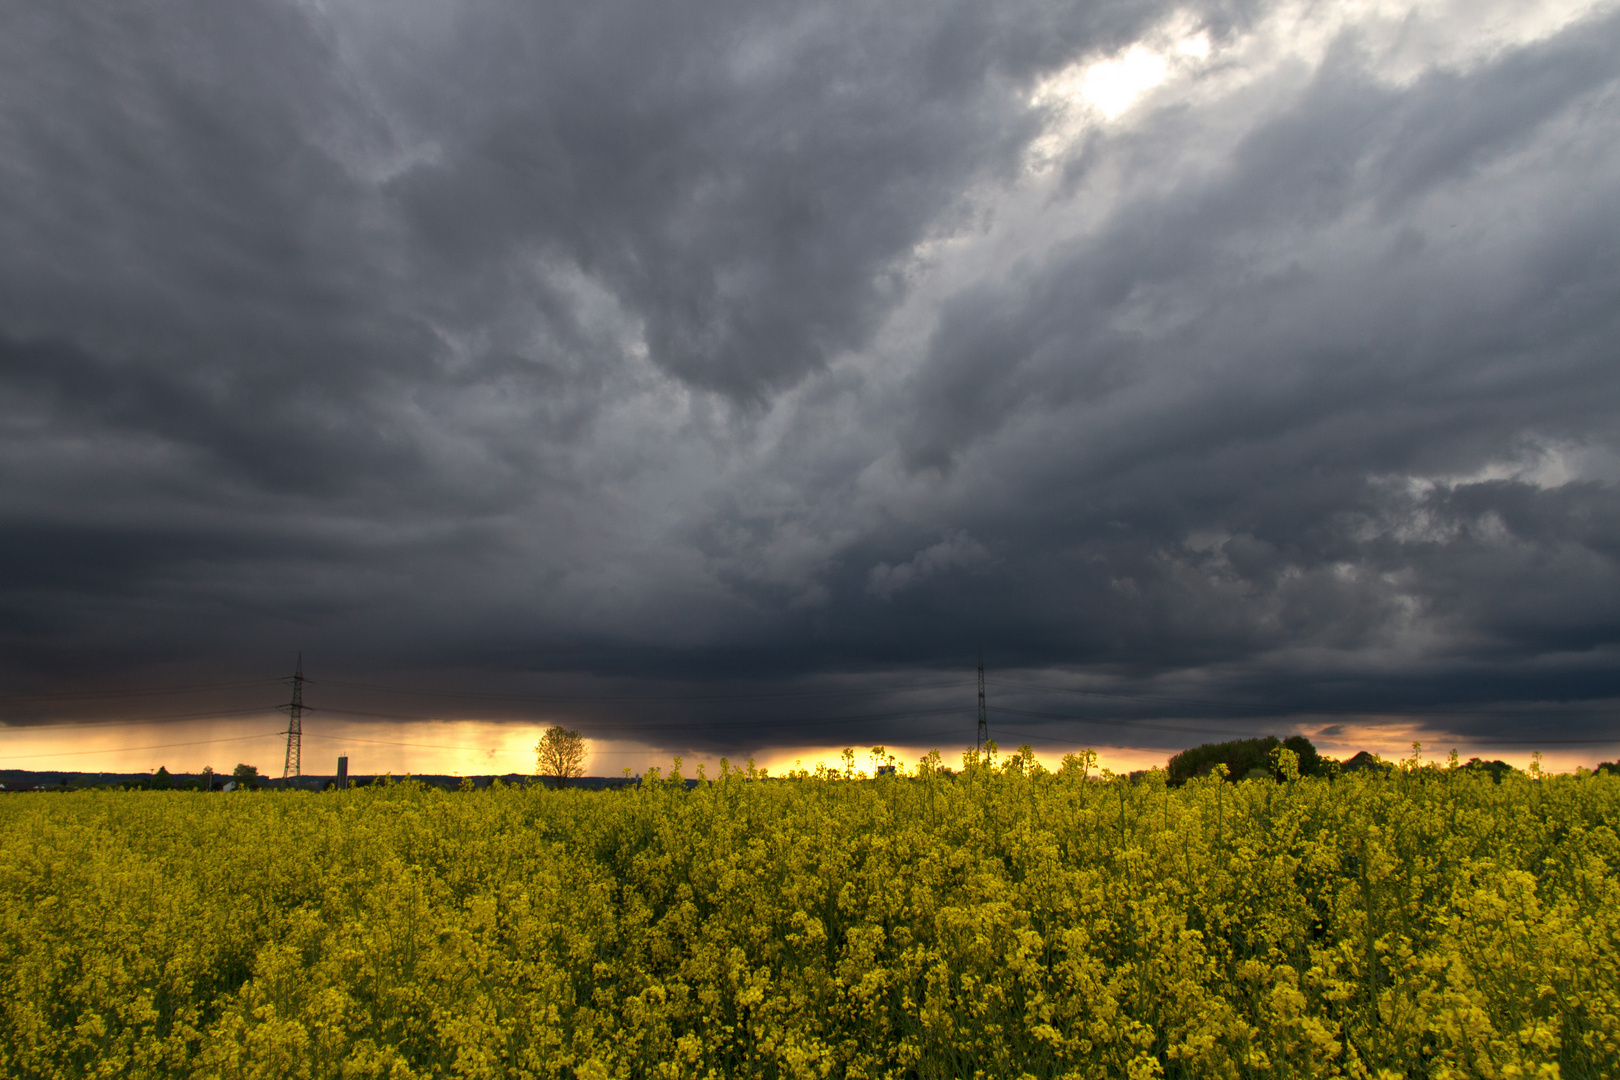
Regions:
[[993, 705, 1620, 747], [310, 677, 974, 705], [990, 726, 1163, 751], [0, 731, 283, 761], [984, 675, 1620, 721], [301, 731, 528, 754], [994, 705, 1287, 740], [1, 707, 273, 732], [0, 679, 282, 703], [984, 676, 1274, 714], [313, 703, 969, 730], [305, 720, 985, 758]]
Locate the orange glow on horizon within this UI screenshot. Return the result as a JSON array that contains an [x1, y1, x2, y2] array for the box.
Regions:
[[1, 714, 1613, 779]]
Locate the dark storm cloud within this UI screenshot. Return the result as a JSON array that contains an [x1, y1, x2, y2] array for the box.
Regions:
[[879, 9, 1620, 699], [2, 0, 1619, 756], [346, 0, 1179, 398]]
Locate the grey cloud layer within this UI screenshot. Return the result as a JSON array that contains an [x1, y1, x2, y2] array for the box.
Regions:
[[2, 0, 1618, 749]]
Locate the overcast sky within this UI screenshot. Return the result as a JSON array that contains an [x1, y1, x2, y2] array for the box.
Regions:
[[3, 0, 1619, 770]]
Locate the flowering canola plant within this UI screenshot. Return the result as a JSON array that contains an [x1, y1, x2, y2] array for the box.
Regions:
[[0, 746, 1616, 1079]]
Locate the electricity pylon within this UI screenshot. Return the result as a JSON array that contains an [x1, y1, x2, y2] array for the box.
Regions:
[[976, 657, 988, 752], [281, 653, 306, 779]]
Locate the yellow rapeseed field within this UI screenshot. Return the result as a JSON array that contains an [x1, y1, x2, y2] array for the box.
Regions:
[[1, 746, 1616, 1079]]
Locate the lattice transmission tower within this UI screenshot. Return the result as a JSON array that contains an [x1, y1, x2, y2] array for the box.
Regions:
[[976, 656, 988, 752], [281, 652, 307, 779]]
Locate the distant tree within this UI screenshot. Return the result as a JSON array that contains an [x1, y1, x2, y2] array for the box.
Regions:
[[535, 726, 587, 789], [1168, 736, 1327, 786], [1594, 761, 1618, 776], [1168, 738, 1271, 785], [232, 763, 261, 790], [1281, 735, 1321, 777], [151, 766, 173, 791], [1463, 757, 1518, 783]]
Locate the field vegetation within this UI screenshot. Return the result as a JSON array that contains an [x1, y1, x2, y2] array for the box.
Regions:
[[1, 744, 1617, 1079]]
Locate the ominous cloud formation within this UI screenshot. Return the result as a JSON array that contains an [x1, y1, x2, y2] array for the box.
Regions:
[[2, 0, 1618, 760]]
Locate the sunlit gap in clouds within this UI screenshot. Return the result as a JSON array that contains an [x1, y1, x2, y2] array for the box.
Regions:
[[1030, 17, 1209, 120], [1024, 12, 1211, 174], [1021, 0, 1614, 176]]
